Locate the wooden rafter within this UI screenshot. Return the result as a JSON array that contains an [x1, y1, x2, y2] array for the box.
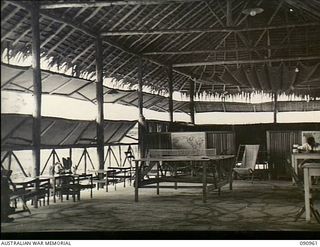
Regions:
[[101, 23, 319, 36], [173, 56, 320, 68], [205, 1, 225, 27], [39, 0, 204, 9]]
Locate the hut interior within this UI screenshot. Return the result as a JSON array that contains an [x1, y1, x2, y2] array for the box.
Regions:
[[1, 0, 320, 237]]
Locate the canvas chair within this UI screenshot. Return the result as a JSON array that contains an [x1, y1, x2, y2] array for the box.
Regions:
[[233, 145, 260, 183], [285, 159, 320, 223]]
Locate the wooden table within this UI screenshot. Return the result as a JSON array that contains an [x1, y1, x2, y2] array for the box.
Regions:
[[134, 155, 235, 203], [88, 169, 117, 191], [291, 153, 320, 183], [302, 163, 320, 222]]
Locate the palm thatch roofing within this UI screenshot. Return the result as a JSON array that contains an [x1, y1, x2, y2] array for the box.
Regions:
[[3, 63, 320, 112], [1, 113, 136, 151], [1, 0, 320, 98]]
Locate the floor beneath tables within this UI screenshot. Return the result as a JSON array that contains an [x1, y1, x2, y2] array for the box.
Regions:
[[1, 180, 320, 233]]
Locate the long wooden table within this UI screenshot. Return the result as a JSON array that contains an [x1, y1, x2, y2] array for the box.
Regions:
[[134, 155, 235, 203], [291, 152, 320, 183], [302, 163, 320, 222]]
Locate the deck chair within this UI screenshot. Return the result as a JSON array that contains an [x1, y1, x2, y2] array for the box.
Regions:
[[233, 145, 260, 183], [285, 159, 320, 223]]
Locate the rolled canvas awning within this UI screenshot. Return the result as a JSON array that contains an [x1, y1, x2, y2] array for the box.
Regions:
[[1, 113, 136, 151]]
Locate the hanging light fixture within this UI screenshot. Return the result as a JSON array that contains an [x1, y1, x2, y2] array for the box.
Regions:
[[242, 7, 264, 16]]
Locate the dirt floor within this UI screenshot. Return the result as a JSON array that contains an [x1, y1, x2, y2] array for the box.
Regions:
[[1, 180, 320, 233]]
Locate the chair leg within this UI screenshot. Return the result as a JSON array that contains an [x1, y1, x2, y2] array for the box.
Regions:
[[294, 206, 305, 222], [310, 204, 320, 224]]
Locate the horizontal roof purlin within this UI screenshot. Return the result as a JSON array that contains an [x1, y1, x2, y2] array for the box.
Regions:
[[1, 63, 320, 113], [1, 0, 320, 97], [1, 113, 136, 151]]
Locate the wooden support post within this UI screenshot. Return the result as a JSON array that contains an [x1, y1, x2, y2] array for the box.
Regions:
[[135, 160, 139, 202], [167, 66, 174, 123], [96, 35, 105, 172], [189, 80, 195, 124], [84, 149, 88, 174], [31, 2, 41, 208], [273, 92, 278, 123], [8, 151, 12, 171], [202, 162, 207, 203], [138, 57, 145, 158], [157, 161, 160, 195]]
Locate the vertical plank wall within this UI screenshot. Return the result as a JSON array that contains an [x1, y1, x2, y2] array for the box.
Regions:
[[266, 130, 301, 178]]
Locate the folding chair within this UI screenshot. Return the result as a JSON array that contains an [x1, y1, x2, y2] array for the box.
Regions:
[[233, 145, 260, 183]]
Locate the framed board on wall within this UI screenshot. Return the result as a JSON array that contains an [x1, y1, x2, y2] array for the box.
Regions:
[[301, 131, 320, 145], [171, 132, 206, 151]]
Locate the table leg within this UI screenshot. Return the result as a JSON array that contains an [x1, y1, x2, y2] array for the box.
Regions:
[[174, 164, 177, 190], [135, 161, 139, 202], [229, 158, 234, 190], [304, 167, 311, 221], [53, 178, 56, 203], [291, 155, 296, 184], [157, 161, 160, 195], [203, 162, 207, 203]]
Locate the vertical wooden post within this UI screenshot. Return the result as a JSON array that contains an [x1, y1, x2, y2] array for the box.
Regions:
[[31, 2, 41, 208], [8, 151, 12, 171], [273, 92, 278, 123], [138, 57, 145, 158], [189, 80, 195, 124], [96, 35, 105, 171], [167, 66, 174, 123], [226, 0, 232, 26]]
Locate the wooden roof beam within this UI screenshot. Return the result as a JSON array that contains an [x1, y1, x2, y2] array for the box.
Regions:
[[101, 23, 319, 36], [7, 0, 224, 87], [173, 56, 320, 67], [136, 2, 207, 52], [40, 0, 205, 9], [143, 43, 312, 55]]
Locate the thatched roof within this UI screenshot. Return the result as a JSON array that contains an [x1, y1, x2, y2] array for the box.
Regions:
[[1, 0, 320, 97], [1, 113, 136, 150], [3, 63, 320, 112]]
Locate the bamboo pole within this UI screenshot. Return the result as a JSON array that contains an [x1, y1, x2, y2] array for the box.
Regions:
[[31, 2, 41, 208], [273, 92, 278, 123], [40, 0, 205, 9], [101, 23, 319, 36], [138, 57, 145, 158], [96, 35, 105, 171], [142, 43, 310, 56], [173, 56, 320, 67], [168, 66, 174, 123], [189, 80, 195, 124]]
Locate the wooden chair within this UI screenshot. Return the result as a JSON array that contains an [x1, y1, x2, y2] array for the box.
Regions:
[[77, 174, 95, 198], [233, 145, 260, 183], [285, 159, 320, 223], [7, 177, 50, 217], [54, 174, 80, 202]]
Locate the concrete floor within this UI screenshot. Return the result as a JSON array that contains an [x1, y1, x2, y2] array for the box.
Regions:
[[1, 180, 320, 232]]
